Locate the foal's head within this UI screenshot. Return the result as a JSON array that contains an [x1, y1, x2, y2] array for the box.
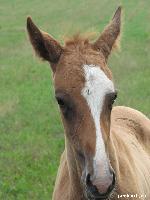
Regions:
[[27, 7, 121, 200]]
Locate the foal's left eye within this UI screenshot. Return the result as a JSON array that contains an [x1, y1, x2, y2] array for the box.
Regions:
[[108, 92, 117, 110], [111, 92, 117, 104]]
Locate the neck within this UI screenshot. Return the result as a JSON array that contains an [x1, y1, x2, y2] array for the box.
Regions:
[[65, 137, 85, 200]]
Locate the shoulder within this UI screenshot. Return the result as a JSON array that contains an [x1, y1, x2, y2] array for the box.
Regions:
[[111, 106, 150, 152]]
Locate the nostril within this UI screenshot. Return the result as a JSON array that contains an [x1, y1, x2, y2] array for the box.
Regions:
[[86, 173, 92, 186], [112, 171, 116, 185], [86, 174, 99, 194], [108, 171, 116, 193], [86, 174, 90, 185]]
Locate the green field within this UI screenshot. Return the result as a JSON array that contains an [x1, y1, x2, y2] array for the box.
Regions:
[[0, 0, 150, 199]]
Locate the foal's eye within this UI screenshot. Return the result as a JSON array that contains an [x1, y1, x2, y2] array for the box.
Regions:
[[55, 94, 75, 121], [56, 97, 71, 118], [111, 92, 117, 104], [57, 98, 65, 107], [108, 92, 117, 110], [56, 97, 66, 109]]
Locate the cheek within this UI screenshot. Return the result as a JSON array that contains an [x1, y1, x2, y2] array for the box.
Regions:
[[68, 105, 96, 156], [77, 111, 96, 156], [62, 109, 83, 140]]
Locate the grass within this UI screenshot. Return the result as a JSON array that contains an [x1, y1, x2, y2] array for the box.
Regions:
[[0, 0, 150, 199]]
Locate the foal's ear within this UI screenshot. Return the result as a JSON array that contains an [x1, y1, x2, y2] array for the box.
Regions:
[[93, 6, 122, 61], [27, 17, 62, 72]]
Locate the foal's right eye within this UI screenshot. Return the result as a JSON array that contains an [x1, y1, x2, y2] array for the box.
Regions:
[[56, 97, 66, 109], [56, 97, 71, 118], [55, 94, 75, 121], [57, 98, 65, 107]]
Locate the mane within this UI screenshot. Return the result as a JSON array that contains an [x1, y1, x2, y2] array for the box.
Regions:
[[64, 32, 120, 51], [64, 32, 96, 47]]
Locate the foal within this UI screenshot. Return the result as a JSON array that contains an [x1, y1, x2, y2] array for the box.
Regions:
[[27, 7, 150, 200]]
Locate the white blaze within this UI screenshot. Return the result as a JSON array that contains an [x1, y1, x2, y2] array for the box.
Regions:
[[81, 64, 115, 177]]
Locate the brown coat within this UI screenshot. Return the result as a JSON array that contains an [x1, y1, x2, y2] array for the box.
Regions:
[[53, 106, 150, 199]]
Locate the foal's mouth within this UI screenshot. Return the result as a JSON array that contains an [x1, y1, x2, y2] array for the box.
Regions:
[[86, 189, 115, 200], [84, 173, 116, 200], [85, 186, 114, 200], [86, 190, 112, 200]]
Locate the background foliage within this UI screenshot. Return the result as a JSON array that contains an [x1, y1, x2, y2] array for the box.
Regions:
[[0, 0, 150, 199]]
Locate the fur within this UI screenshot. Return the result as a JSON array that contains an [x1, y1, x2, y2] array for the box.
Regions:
[[27, 6, 150, 200]]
